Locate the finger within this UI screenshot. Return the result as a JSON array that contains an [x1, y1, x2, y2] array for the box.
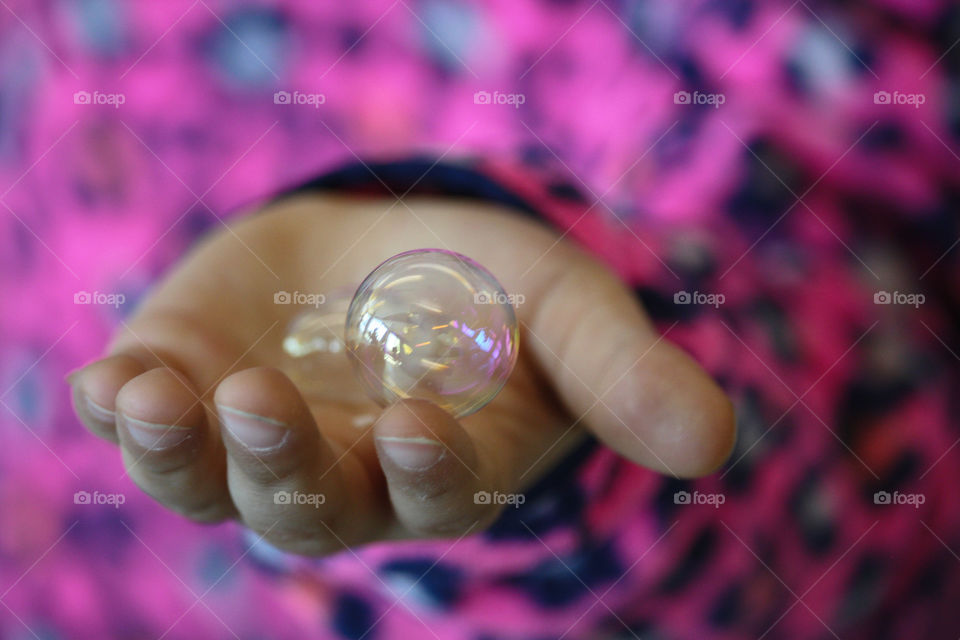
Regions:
[[115, 367, 235, 523], [522, 245, 736, 477], [68, 354, 146, 443], [215, 367, 381, 555], [373, 399, 515, 537], [107, 308, 252, 394]]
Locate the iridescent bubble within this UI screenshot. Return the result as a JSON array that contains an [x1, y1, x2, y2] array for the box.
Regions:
[[344, 249, 519, 418]]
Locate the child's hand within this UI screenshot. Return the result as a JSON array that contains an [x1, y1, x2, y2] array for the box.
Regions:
[[68, 194, 735, 554]]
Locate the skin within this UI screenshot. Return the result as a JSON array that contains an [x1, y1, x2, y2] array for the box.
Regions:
[[68, 193, 736, 555]]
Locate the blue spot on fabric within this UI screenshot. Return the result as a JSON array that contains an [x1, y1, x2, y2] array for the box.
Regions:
[[117, 282, 146, 319], [710, 583, 743, 627], [484, 489, 584, 540], [653, 476, 694, 520], [485, 435, 596, 540], [504, 541, 623, 608], [183, 206, 217, 239], [836, 553, 887, 625], [242, 527, 293, 575], [673, 54, 704, 86], [0, 41, 39, 162], [338, 24, 367, 54], [69, 507, 133, 549], [73, 0, 126, 56], [9, 622, 58, 640], [788, 468, 836, 555], [10, 368, 42, 427], [707, 0, 754, 29], [332, 591, 376, 640], [788, 25, 859, 97], [862, 122, 906, 151], [546, 181, 585, 202], [658, 527, 717, 593], [624, 1, 685, 55], [197, 544, 235, 587], [417, 2, 477, 74], [380, 558, 464, 608], [726, 139, 801, 231], [655, 114, 704, 170], [208, 7, 287, 88]]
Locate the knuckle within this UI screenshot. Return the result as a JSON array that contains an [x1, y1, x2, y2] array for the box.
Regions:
[[592, 335, 644, 401], [238, 488, 348, 554], [135, 480, 233, 524], [176, 497, 235, 524], [256, 523, 346, 557], [407, 500, 504, 538], [231, 448, 305, 485], [534, 267, 613, 369], [126, 437, 203, 475], [121, 445, 197, 478], [84, 419, 120, 444], [109, 309, 243, 392]]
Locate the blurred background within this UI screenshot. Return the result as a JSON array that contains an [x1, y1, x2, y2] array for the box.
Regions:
[[1, 0, 960, 638]]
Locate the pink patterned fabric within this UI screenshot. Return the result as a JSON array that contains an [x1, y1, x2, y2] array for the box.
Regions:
[[1, 1, 959, 638]]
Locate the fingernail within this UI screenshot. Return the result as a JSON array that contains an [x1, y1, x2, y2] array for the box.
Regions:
[[84, 395, 116, 423], [120, 414, 191, 450], [376, 436, 445, 471], [217, 405, 290, 452]]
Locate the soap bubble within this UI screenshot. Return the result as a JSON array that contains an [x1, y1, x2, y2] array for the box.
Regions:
[[344, 249, 519, 418], [281, 287, 373, 409]]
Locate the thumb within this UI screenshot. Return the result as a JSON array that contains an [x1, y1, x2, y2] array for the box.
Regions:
[[516, 243, 736, 477]]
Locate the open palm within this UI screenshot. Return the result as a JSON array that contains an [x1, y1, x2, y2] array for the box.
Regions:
[[69, 193, 735, 555]]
